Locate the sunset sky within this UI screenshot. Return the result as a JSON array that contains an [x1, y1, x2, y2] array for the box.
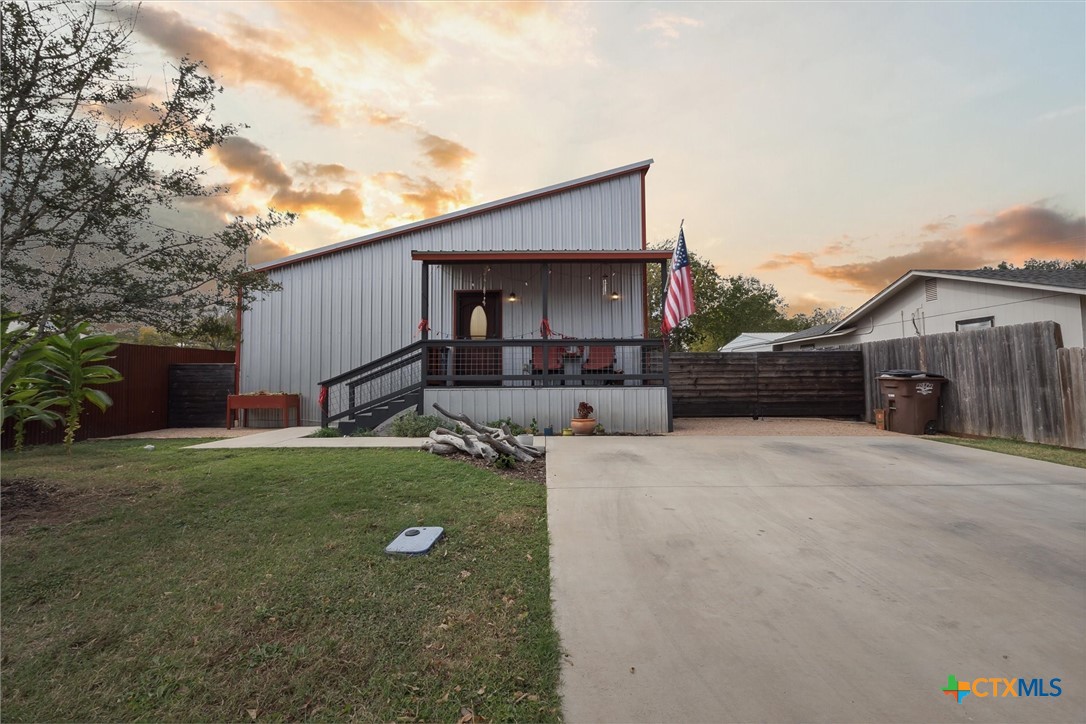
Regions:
[[127, 1, 1085, 314]]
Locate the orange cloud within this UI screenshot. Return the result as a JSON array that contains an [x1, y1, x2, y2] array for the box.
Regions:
[[760, 204, 1085, 293], [247, 237, 296, 264], [214, 137, 293, 189], [398, 177, 473, 219], [134, 6, 340, 124], [295, 162, 354, 182], [210, 136, 366, 224], [418, 133, 475, 171], [270, 188, 365, 223]]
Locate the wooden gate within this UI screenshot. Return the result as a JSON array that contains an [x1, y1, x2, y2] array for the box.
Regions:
[[168, 363, 235, 427], [671, 351, 865, 418]]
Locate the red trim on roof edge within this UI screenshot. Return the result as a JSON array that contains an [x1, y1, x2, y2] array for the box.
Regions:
[[257, 161, 654, 273], [411, 250, 673, 263]]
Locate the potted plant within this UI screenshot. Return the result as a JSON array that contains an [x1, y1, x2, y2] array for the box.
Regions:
[[571, 401, 596, 435]]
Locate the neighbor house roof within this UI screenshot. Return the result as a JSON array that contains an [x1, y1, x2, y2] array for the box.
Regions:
[[777, 267, 1086, 346], [771, 323, 856, 346], [718, 332, 793, 352], [254, 159, 654, 272]]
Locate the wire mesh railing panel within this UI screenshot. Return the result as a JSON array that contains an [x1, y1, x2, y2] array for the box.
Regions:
[[422, 339, 667, 387], [320, 346, 423, 424]]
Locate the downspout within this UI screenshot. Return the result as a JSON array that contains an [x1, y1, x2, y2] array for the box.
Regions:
[[234, 284, 243, 395]]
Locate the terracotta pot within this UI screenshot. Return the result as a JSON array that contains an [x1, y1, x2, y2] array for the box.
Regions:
[[570, 418, 596, 435]]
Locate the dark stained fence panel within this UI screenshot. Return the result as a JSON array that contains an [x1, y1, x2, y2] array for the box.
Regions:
[[2, 344, 235, 448], [671, 351, 865, 418], [168, 364, 235, 427]]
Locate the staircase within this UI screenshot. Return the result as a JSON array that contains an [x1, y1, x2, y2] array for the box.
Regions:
[[319, 343, 424, 433]]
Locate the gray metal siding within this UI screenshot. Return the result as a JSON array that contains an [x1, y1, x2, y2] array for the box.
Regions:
[[241, 173, 646, 424], [423, 387, 669, 434]]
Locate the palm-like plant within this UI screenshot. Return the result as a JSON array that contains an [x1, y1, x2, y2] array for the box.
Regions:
[[32, 323, 122, 451], [2, 313, 63, 451]]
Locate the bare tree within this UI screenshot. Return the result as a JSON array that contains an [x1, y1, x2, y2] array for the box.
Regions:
[[1, 1, 291, 378]]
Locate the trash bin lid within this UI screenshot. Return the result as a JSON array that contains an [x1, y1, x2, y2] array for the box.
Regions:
[[877, 369, 947, 379]]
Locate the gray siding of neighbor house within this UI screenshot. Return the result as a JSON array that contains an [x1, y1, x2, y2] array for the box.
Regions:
[[240, 171, 647, 425], [778, 277, 1086, 350]]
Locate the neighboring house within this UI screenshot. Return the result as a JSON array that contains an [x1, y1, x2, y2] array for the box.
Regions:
[[718, 332, 793, 352], [239, 160, 677, 432], [773, 268, 1086, 351]]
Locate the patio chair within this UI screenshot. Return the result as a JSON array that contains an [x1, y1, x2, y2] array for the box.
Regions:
[[582, 345, 616, 384], [531, 345, 564, 384]]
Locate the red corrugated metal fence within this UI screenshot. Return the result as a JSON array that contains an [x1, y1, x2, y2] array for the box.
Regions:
[[2, 343, 235, 448]]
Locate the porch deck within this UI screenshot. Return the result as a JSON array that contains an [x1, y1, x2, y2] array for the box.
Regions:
[[320, 337, 672, 433]]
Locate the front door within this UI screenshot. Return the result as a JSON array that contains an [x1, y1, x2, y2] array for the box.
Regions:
[[454, 291, 502, 385]]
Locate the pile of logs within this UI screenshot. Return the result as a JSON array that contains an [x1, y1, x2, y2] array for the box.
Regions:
[[421, 403, 544, 463]]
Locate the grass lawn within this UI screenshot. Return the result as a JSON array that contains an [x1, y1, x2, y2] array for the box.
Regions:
[[931, 435, 1086, 468], [1, 440, 559, 722]]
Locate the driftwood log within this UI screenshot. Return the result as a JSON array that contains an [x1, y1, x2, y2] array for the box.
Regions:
[[420, 403, 545, 464]]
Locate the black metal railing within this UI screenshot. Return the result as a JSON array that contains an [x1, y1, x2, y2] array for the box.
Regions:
[[319, 342, 424, 427], [421, 338, 667, 387]]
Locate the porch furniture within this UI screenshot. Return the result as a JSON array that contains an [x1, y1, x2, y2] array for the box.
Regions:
[[227, 393, 300, 429], [531, 345, 564, 384], [583, 345, 616, 373]]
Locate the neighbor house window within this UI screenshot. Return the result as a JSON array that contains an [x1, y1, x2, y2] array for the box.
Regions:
[[956, 316, 994, 331]]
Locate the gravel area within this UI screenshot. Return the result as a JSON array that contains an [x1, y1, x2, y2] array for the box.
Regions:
[[670, 417, 896, 436]]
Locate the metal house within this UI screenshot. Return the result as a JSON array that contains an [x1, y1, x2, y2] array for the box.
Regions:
[[238, 160, 674, 433]]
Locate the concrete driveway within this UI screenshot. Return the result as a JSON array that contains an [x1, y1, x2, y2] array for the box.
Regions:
[[546, 435, 1085, 723]]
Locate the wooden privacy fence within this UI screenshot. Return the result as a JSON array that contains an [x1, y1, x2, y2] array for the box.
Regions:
[[861, 321, 1085, 449], [671, 351, 865, 418], [2, 344, 235, 448]]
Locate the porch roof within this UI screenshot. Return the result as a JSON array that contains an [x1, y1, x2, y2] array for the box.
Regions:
[[411, 250, 673, 265]]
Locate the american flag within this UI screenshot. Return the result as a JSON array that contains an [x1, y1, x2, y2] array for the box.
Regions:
[[662, 226, 696, 334]]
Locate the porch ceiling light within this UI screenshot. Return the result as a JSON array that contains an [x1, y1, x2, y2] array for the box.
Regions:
[[508, 291, 518, 302], [610, 290, 620, 301]]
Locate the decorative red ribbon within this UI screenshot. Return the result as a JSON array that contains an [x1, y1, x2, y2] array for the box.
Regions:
[[417, 318, 430, 333], [539, 318, 553, 338], [318, 385, 328, 409]]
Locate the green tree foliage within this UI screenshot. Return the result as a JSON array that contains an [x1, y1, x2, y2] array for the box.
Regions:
[[984, 258, 1086, 271], [0, 1, 291, 379], [27, 322, 122, 451], [785, 306, 849, 331], [648, 239, 798, 351]]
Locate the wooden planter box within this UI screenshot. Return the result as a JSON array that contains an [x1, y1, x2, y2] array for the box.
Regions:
[[226, 394, 301, 429]]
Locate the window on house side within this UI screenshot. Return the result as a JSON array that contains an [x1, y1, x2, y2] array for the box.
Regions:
[[956, 316, 994, 331]]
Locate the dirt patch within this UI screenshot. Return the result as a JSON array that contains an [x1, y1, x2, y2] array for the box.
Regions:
[[2, 477, 71, 533], [0, 477, 129, 534], [432, 452, 547, 486]]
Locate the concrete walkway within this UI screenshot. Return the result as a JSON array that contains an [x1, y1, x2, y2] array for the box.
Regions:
[[547, 435, 1085, 723], [185, 426, 547, 450]]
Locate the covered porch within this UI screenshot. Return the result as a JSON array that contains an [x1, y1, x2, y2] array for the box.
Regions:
[[319, 249, 677, 433]]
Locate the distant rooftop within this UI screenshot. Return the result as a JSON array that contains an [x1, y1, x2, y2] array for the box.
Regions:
[[917, 268, 1085, 290]]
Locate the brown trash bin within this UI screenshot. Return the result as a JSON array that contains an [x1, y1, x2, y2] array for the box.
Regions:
[[876, 372, 947, 435]]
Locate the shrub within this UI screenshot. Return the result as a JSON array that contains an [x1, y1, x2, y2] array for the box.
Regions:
[[388, 412, 443, 437], [309, 427, 341, 438], [487, 416, 527, 436], [351, 427, 376, 437], [494, 454, 516, 469]]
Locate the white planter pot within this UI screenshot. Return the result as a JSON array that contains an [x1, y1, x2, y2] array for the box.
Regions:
[[516, 434, 534, 447]]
